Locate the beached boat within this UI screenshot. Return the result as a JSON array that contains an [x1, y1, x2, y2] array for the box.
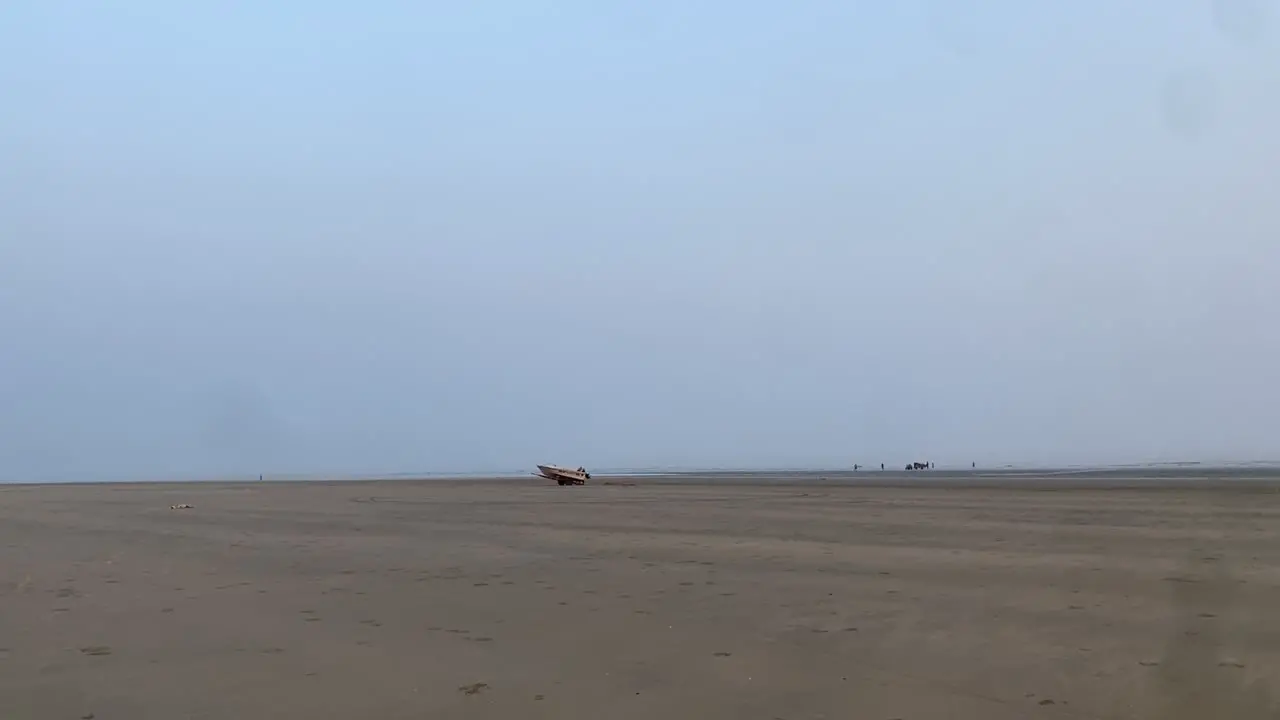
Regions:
[[536, 464, 590, 485]]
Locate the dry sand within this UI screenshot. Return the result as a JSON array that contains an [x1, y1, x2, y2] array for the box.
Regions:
[[2, 477, 1280, 719]]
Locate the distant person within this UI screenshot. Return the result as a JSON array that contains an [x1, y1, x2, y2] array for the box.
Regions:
[[881, 463, 884, 470]]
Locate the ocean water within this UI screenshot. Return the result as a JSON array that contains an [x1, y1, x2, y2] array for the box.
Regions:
[[5, 460, 1280, 485]]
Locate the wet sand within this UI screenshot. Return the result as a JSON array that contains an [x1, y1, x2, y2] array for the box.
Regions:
[[3, 476, 1279, 719]]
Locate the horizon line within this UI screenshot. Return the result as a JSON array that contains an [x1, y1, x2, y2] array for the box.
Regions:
[[6, 459, 1280, 485]]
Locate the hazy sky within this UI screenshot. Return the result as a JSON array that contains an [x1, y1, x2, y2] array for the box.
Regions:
[[2, 1, 1278, 480]]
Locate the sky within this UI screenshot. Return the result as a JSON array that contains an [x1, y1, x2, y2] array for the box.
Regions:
[[2, 1, 1278, 481]]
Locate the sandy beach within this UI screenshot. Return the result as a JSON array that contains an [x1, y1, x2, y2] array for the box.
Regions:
[[3, 475, 1279, 719]]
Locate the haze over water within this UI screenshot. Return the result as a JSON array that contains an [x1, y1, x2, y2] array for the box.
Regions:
[[3, 1, 1279, 482]]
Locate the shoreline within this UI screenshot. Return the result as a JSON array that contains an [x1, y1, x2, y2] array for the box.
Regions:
[[5, 464, 1280, 489]]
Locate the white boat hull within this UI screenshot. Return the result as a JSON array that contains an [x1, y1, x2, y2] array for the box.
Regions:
[[537, 464, 589, 485]]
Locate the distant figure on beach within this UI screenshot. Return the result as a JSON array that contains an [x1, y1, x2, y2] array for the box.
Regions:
[[972, 462, 976, 468], [854, 464, 860, 471], [881, 463, 884, 470]]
